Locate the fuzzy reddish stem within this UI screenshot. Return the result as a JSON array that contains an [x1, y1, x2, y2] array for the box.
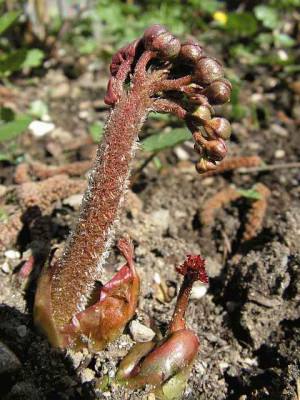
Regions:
[[50, 91, 152, 327], [152, 75, 193, 93], [152, 98, 187, 119], [168, 274, 195, 334]]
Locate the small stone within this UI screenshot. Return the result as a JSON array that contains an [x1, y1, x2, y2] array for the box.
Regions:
[[78, 110, 90, 120], [149, 209, 170, 232], [29, 120, 55, 137], [16, 325, 27, 338], [5, 250, 20, 260], [274, 149, 285, 159], [50, 82, 70, 99], [190, 282, 207, 299], [0, 341, 21, 374], [129, 320, 156, 343], [1, 261, 10, 274], [80, 368, 95, 383], [63, 194, 83, 210], [173, 146, 190, 161], [250, 93, 263, 103], [270, 123, 288, 137], [49, 127, 73, 144], [219, 362, 229, 370]]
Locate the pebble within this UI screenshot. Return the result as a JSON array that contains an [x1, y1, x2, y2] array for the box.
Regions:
[[274, 149, 285, 159], [190, 282, 207, 299], [149, 209, 170, 232], [1, 261, 10, 274], [63, 194, 83, 210], [5, 250, 20, 260], [250, 93, 264, 103], [29, 120, 55, 137], [49, 127, 73, 144], [129, 320, 156, 343], [50, 82, 70, 99], [0, 341, 21, 374], [270, 123, 289, 137], [80, 368, 95, 383], [173, 146, 190, 161], [16, 325, 27, 338]]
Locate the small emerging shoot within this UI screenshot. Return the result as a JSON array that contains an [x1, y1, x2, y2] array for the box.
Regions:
[[116, 255, 207, 400]]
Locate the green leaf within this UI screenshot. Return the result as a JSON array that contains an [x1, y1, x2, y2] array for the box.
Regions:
[[226, 12, 258, 36], [141, 128, 192, 153], [30, 100, 49, 119], [0, 107, 15, 122], [254, 5, 279, 29], [237, 186, 263, 200], [0, 49, 27, 75], [0, 115, 33, 142], [89, 121, 105, 142], [0, 11, 21, 35], [274, 33, 296, 47], [21, 49, 44, 68]]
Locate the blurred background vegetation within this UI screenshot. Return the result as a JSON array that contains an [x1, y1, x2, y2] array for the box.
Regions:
[[0, 0, 299, 158]]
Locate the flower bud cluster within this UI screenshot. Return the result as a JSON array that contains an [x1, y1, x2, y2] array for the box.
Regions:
[[105, 24, 232, 173]]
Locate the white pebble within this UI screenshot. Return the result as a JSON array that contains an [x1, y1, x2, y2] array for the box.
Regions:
[[29, 121, 55, 137], [129, 320, 156, 343], [274, 149, 285, 159], [173, 146, 190, 161], [1, 262, 10, 274], [63, 194, 83, 209], [5, 250, 20, 260], [190, 282, 207, 299]]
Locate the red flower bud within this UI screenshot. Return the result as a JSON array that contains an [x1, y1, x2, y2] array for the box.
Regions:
[[201, 78, 232, 105], [143, 24, 181, 58], [205, 138, 227, 161], [179, 41, 205, 64], [204, 117, 232, 140], [194, 57, 224, 85], [195, 157, 217, 174]]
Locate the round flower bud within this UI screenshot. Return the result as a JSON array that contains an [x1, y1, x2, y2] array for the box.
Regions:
[[192, 104, 211, 121], [143, 24, 181, 58], [179, 41, 205, 64], [194, 57, 224, 85], [205, 139, 227, 161], [195, 158, 217, 174], [205, 118, 231, 140], [201, 78, 232, 105]]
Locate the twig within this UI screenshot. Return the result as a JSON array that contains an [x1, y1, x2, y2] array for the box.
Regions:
[[237, 162, 300, 174]]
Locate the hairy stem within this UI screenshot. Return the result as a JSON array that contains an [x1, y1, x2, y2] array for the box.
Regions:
[[51, 90, 152, 327], [168, 274, 194, 334]]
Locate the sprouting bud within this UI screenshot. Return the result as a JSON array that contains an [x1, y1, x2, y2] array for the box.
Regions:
[[204, 117, 232, 140], [201, 78, 232, 105], [143, 24, 181, 59], [179, 41, 205, 64], [205, 138, 227, 161], [116, 254, 208, 399], [175, 254, 207, 283], [194, 57, 224, 85], [195, 157, 217, 174], [34, 237, 140, 351]]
